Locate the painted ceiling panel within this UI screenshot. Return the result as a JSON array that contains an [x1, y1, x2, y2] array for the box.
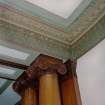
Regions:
[[0, 83, 20, 105], [26, 0, 83, 18], [0, 79, 7, 88], [0, 40, 39, 66], [0, 65, 24, 80], [0, 45, 30, 60]]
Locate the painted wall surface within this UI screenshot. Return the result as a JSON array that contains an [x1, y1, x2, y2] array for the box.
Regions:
[[77, 39, 105, 105]]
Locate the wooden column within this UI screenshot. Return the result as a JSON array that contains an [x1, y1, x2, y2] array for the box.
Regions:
[[60, 60, 82, 105], [13, 54, 66, 105], [39, 73, 61, 105], [26, 54, 66, 105], [21, 86, 38, 105], [13, 73, 38, 105]]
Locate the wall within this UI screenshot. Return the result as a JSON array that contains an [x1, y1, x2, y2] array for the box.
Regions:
[[77, 39, 105, 105]]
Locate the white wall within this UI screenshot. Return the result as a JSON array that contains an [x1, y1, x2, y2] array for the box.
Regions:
[[77, 39, 105, 105]]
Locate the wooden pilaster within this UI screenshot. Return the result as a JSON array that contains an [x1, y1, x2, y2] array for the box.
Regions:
[[60, 60, 82, 105], [13, 54, 66, 105]]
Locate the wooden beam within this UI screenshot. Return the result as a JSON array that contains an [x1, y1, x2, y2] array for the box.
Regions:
[[0, 59, 29, 70]]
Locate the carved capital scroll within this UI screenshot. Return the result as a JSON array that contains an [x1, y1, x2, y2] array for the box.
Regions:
[[13, 54, 66, 95], [26, 54, 66, 79]]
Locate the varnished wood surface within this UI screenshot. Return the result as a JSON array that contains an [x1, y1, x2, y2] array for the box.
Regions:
[[13, 54, 66, 95], [60, 60, 82, 105], [61, 78, 82, 105], [26, 54, 66, 79], [0, 59, 28, 70], [39, 73, 61, 105], [21, 87, 38, 105]]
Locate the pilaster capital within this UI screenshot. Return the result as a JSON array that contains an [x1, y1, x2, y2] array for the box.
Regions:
[[26, 54, 66, 79], [13, 72, 38, 95], [13, 54, 66, 95], [60, 59, 77, 80]]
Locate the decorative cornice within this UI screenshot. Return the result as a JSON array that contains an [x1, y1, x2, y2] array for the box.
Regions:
[[0, 5, 69, 45], [0, 0, 105, 60], [0, 0, 105, 46], [67, 0, 105, 44], [0, 20, 71, 60], [71, 14, 105, 59]]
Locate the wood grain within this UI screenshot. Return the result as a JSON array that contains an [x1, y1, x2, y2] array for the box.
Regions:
[[39, 73, 61, 105], [21, 87, 38, 105], [60, 60, 82, 105]]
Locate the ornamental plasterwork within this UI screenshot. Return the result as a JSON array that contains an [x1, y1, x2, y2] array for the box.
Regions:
[[0, 0, 105, 60], [71, 14, 105, 59], [67, 0, 105, 44], [0, 20, 71, 60], [0, 5, 69, 45], [0, 0, 105, 46]]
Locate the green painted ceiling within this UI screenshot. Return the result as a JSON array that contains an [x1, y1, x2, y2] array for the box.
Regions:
[[0, 0, 92, 28], [0, 0, 105, 105]]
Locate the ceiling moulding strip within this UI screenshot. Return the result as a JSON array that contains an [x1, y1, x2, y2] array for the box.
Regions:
[[0, 59, 29, 70], [0, 76, 15, 81], [0, 5, 70, 46], [70, 8, 105, 45]]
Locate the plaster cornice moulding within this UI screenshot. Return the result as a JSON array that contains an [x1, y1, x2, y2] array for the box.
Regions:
[[0, 5, 69, 45], [0, 20, 71, 60], [67, 0, 105, 44], [0, 0, 105, 46], [71, 14, 105, 59]]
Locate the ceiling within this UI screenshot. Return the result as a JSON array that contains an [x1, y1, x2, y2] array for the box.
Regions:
[[0, 0, 105, 45], [0, 0, 105, 105], [25, 0, 84, 18]]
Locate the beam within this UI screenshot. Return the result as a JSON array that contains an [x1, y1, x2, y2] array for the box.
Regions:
[[0, 59, 29, 70]]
